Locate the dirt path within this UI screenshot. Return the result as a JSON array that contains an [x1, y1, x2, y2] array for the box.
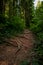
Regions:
[[0, 29, 35, 65]]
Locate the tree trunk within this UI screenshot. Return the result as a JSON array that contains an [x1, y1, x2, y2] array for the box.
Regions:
[[0, 0, 3, 14]]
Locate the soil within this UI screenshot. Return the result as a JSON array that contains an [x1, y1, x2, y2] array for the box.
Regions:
[[0, 29, 35, 65]]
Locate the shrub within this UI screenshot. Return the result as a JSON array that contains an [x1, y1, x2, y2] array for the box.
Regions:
[[19, 60, 30, 65], [9, 16, 25, 32], [30, 2, 43, 65], [0, 16, 25, 38]]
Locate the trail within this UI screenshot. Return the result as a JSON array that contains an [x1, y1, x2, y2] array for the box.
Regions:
[[0, 29, 35, 65]]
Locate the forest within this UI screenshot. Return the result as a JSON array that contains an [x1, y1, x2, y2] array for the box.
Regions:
[[0, 0, 43, 65]]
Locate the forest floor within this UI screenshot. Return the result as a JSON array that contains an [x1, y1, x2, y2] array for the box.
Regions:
[[0, 29, 35, 65]]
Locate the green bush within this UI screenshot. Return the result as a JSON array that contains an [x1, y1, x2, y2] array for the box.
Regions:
[[9, 16, 25, 32], [30, 2, 43, 65], [32, 58, 39, 65], [0, 15, 25, 38], [30, 22, 43, 33], [19, 60, 30, 65]]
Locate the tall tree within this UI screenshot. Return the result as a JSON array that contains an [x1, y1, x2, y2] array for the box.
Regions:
[[21, 0, 33, 27], [0, 0, 3, 14]]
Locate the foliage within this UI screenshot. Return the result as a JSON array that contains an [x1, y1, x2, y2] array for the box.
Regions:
[[30, 1, 43, 33], [32, 58, 39, 65], [0, 16, 25, 38], [9, 16, 25, 32], [19, 60, 30, 65], [30, 1, 43, 65]]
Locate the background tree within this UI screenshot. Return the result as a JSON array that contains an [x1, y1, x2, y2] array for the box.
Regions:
[[21, 0, 33, 27]]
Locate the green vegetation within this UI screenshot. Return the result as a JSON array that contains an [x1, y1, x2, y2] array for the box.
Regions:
[[0, 16, 25, 36], [19, 60, 30, 65], [30, 1, 43, 65]]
